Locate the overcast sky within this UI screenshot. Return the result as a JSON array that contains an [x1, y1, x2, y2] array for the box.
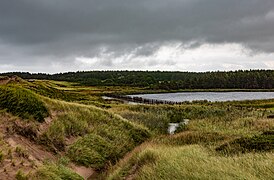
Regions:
[[0, 0, 274, 73]]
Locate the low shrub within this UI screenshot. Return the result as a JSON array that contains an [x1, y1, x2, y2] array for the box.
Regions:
[[67, 134, 113, 169], [15, 170, 28, 180], [216, 131, 274, 154]]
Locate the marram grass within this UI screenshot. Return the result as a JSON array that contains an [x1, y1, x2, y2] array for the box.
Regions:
[[31, 162, 84, 180], [0, 85, 49, 122], [107, 145, 274, 180], [39, 98, 151, 169]]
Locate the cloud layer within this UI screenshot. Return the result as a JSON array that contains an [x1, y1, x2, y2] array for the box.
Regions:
[[0, 0, 274, 72]]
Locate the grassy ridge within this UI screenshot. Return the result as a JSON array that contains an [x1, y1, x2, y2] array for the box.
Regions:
[[0, 85, 49, 122], [216, 131, 274, 154], [39, 98, 151, 169], [0, 82, 151, 178], [107, 145, 274, 180], [25, 80, 89, 102], [110, 104, 244, 134], [2, 79, 274, 179], [106, 97, 274, 179]]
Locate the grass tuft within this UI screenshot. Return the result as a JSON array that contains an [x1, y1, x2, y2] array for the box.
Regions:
[[0, 150, 4, 163], [15, 170, 28, 180], [31, 162, 84, 180], [15, 146, 29, 158]]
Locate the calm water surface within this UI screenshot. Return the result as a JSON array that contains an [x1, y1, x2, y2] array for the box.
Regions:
[[129, 92, 274, 102]]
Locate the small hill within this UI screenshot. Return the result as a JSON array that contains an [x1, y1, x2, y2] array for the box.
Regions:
[[0, 85, 49, 122], [0, 75, 27, 85], [2, 77, 274, 179], [0, 84, 151, 179], [0, 76, 9, 85]]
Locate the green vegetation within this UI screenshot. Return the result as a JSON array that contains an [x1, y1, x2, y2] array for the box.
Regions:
[[31, 162, 84, 180], [216, 131, 274, 154], [15, 146, 29, 158], [151, 131, 229, 146], [111, 104, 235, 134], [0, 80, 151, 179], [107, 145, 274, 180], [3, 70, 274, 89], [15, 170, 28, 180], [1, 77, 274, 179], [106, 98, 274, 179], [0, 150, 4, 163], [107, 147, 159, 180], [0, 76, 9, 81], [0, 85, 49, 122], [68, 134, 114, 168], [23, 80, 101, 104], [39, 99, 150, 168]]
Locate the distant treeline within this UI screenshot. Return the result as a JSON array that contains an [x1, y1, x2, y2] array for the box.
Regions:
[[1, 70, 274, 90]]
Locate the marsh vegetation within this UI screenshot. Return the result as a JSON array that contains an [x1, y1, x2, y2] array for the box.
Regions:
[[0, 75, 273, 179]]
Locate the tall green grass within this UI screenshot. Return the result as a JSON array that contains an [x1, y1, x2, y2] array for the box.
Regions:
[[111, 104, 238, 134], [0, 85, 49, 122], [106, 99, 274, 179], [151, 131, 229, 146], [25, 80, 87, 102], [31, 162, 84, 180], [107, 145, 274, 180], [39, 98, 151, 169], [216, 131, 274, 154], [2, 80, 274, 179]]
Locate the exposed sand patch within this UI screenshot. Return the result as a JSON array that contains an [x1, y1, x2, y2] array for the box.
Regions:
[[0, 113, 56, 179], [70, 164, 95, 180]]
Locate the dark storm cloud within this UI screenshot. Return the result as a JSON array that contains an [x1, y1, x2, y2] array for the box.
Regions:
[[0, 0, 274, 72]]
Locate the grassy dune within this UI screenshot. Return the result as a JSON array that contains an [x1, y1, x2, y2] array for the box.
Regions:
[[0, 80, 151, 179], [1, 78, 274, 179], [106, 98, 274, 179], [0, 85, 49, 122], [107, 144, 274, 180], [110, 103, 256, 135], [39, 98, 150, 169]]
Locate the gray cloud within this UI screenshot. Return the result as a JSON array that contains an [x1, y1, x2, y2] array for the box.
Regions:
[[0, 0, 274, 72]]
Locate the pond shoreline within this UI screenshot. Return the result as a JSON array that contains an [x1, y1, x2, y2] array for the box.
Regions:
[[119, 88, 274, 96], [107, 94, 184, 105], [106, 91, 274, 105]]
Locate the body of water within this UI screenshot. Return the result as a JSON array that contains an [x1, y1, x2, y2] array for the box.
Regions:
[[129, 92, 274, 102]]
